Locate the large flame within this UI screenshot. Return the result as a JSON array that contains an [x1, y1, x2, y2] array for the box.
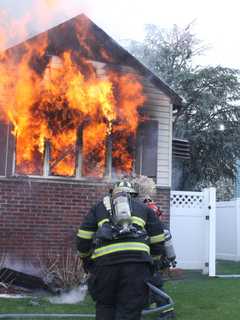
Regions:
[[0, 15, 145, 178]]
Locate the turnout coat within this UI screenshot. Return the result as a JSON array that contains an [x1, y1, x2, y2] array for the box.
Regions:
[[76, 197, 165, 266]]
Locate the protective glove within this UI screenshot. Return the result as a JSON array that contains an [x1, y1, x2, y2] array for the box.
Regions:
[[153, 257, 171, 271]]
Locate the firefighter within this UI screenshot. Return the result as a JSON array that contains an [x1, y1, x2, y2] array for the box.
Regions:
[[143, 195, 164, 221], [143, 195, 176, 319], [76, 179, 166, 320]]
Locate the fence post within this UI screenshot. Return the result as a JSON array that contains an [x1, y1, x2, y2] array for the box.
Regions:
[[208, 187, 216, 277], [236, 198, 240, 261], [203, 188, 210, 274], [203, 188, 216, 276]]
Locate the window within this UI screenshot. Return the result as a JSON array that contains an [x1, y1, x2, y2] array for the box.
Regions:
[[0, 122, 14, 176], [1, 120, 158, 181], [0, 122, 8, 176], [13, 126, 137, 179], [135, 120, 158, 179]]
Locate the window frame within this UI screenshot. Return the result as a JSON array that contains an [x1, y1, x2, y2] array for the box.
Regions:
[[11, 122, 157, 181]]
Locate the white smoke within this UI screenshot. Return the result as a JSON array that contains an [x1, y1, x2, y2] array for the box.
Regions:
[[2, 256, 42, 277], [49, 285, 88, 304], [131, 175, 157, 199]]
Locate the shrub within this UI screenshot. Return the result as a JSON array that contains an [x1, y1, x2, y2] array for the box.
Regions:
[[39, 249, 86, 291]]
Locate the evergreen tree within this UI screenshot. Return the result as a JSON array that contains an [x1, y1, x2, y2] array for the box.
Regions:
[[125, 24, 240, 189]]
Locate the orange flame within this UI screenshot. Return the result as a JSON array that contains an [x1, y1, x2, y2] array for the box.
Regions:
[[0, 15, 145, 177], [83, 122, 108, 177], [45, 0, 59, 8]]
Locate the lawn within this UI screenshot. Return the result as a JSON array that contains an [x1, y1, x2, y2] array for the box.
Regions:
[[1, 270, 240, 319], [216, 260, 240, 275], [154, 273, 240, 320]]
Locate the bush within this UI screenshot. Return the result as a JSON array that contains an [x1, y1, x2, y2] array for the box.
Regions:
[[39, 249, 86, 291]]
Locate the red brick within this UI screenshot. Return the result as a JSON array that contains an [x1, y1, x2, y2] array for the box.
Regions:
[[0, 179, 170, 260]]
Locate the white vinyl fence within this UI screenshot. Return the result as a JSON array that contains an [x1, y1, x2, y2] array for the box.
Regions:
[[170, 188, 216, 276], [216, 199, 240, 261]]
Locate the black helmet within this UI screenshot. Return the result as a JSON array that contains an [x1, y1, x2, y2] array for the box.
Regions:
[[112, 180, 138, 196]]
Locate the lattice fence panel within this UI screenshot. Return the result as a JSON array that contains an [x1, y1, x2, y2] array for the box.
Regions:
[[171, 192, 204, 209]]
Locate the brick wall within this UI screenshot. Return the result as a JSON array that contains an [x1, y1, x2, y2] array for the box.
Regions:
[[0, 177, 170, 263], [154, 187, 170, 227]]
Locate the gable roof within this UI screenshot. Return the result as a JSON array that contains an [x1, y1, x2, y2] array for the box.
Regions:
[[5, 14, 182, 108]]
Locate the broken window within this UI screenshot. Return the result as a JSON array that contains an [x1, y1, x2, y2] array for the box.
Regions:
[[82, 122, 107, 178], [15, 133, 44, 176], [49, 133, 77, 177], [112, 130, 136, 177]]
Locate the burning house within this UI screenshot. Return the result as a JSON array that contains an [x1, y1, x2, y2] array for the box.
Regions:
[[0, 14, 182, 262]]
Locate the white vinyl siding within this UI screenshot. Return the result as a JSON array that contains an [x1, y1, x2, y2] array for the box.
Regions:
[[142, 79, 172, 188]]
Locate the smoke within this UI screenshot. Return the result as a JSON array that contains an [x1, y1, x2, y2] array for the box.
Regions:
[[44, 0, 59, 7], [3, 256, 42, 277], [131, 175, 157, 199], [0, 0, 87, 50], [49, 285, 88, 304]]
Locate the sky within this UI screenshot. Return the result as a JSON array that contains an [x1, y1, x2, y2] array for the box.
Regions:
[[1, 0, 240, 69]]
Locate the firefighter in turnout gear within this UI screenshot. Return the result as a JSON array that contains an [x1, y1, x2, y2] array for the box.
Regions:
[[143, 196, 176, 319], [76, 180, 166, 320]]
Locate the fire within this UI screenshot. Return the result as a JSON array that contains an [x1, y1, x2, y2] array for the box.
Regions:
[[0, 15, 145, 177], [45, 0, 59, 7], [83, 122, 108, 177]]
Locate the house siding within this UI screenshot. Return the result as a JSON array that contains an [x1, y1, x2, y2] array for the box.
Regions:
[[142, 81, 172, 188]]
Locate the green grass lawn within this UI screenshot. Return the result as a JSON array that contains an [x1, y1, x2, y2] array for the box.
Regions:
[[1, 270, 240, 319], [216, 260, 240, 275], [149, 276, 240, 319]]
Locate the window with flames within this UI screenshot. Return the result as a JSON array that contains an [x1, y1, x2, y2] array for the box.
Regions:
[[0, 54, 159, 179]]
